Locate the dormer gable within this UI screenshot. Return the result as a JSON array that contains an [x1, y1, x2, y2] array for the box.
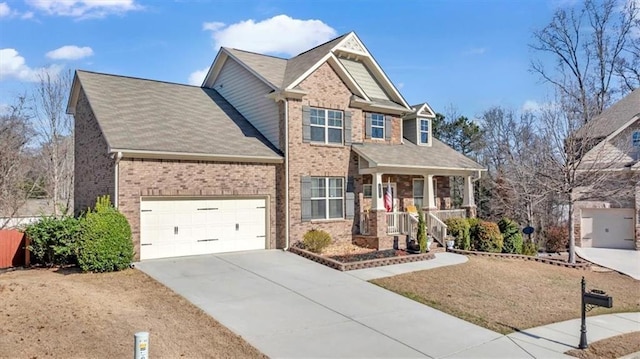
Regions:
[[402, 103, 435, 147]]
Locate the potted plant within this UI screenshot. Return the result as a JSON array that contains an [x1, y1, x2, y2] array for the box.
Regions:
[[446, 235, 455, 250]]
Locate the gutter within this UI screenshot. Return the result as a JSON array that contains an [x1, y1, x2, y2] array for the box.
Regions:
[[284, 99, 290, 251]]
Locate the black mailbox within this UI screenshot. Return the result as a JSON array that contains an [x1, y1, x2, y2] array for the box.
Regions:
[[584, 291, 613, 308]]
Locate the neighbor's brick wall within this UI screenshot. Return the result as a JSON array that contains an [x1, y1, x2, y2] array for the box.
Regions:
[[73, 88, 115, 215], [117, 158, 278, 260], [636, 183, 640, 250]]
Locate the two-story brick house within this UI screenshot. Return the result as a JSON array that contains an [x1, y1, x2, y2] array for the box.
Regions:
[[68, 32, 484, 260]]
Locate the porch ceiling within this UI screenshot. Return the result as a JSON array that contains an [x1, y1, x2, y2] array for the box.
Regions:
[[353, 140, 485, 175]]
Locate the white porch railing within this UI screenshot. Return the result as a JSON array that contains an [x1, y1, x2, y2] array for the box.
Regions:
[[427, 212, 448, 247], [432, 209, 467, 222]]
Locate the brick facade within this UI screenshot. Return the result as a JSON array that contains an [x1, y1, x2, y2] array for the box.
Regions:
[[74, 88, 115, 215], [117, 158, 278, 260]]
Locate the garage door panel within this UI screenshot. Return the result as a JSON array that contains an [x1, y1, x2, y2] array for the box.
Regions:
[[140, 198, 267, 260], [581, 209, 635, 249]]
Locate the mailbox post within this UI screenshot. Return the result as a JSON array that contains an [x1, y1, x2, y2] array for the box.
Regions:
[[579, 277, 613, 349]]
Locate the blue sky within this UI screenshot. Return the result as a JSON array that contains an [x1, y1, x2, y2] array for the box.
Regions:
[[0, 0, 567, 118]]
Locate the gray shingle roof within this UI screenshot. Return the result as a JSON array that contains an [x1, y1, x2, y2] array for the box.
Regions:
[[576, 88, 640, 139], [282, 34, 348, 88], [224, 48, 287, 88], [352, 139, 484, 170], [76, 70, 282, 160]]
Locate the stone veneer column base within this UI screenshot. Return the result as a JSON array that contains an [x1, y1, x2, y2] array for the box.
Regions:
[[462, 205, 477, 218]]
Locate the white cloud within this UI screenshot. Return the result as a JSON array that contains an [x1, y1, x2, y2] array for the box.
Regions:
[[21, 11, 34, 19], [46, 45, 94, 60], [0, 2, 10, 17], [522, 100, 542, 113], [463, 47, 487, 56], [188, 67, 209, 86], [26, 0, 141, 19], [202, 14, 337, 56], [0, 48, 62, 82]]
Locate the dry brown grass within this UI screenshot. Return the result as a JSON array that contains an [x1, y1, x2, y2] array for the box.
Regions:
[[372, 256, 640, 334], [565, 331, 640, 358], [0, 268, 265, 358]]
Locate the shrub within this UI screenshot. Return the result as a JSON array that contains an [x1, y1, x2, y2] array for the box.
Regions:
[[302, 229, 332, 254], [445, 218, 471, 250], [545, 225, 569, 253], [522, 241, 538, 256], [25, 216, 80, 266], [471, 220, 504, 253], [417, 210, 428, 253], [498, 218, 523, 254], [77, 196, 134, 272]]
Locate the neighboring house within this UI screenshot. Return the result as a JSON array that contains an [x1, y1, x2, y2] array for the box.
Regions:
[[0, 199, 56, 229], [67, 32, 484, 261], [573, 88, 640, 250]]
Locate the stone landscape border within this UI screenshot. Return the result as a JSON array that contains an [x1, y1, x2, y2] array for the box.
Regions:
[[448, 249, 591, 269], [290, 246, 435, 271]]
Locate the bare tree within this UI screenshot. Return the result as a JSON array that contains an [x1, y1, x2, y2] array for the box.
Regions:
[[531, 0, 638, 124], [0, 97, 38, 229], [615, 14, 640, 93], [535, 95, 637, 263], [31, 70, 74, 216]]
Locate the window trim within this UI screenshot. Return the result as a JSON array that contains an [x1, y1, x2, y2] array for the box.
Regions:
[[370, 113, 385, 139], [418, 118, 431, 145], [310, 108, 344, 144], [310, 177, 344, 220], [633, 130, 640, 148]]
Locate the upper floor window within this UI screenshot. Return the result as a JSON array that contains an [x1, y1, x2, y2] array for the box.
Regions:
[[420, 119, 430, 144], [310, 108, 343, 144], [371, 113, 385, 139], [633, 131, 640, 148]]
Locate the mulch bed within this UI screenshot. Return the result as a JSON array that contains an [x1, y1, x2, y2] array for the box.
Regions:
[[289, 245, 435, 271]]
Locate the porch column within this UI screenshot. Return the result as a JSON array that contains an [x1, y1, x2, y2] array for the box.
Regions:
[[423, 174, 436, 210], [372, 172, 385, 211], [462, 175, 477, 218]]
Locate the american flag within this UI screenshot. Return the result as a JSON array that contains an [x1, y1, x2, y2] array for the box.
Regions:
[[384, 182, 393, 212]]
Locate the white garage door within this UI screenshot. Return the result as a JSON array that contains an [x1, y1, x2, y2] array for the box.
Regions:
[[581, 208, 635, 249], [140, 198, 267, 260]]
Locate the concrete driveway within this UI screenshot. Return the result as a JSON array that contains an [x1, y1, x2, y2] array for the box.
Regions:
[[136, 250, 558, 358], [575, 247, 640, 280]]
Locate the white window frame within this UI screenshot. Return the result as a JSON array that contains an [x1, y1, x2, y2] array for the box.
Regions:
[[419, 118, 430, 145], [311, 177, 344, 219], [310, 108, 343, 144], [371, 113, 385, 139], [363, 184, 372, 198], [633, 130, 640, 147]]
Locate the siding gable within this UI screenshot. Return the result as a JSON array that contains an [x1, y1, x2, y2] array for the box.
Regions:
[[213, 58, 280, 149], [338, 58, 391, 101]]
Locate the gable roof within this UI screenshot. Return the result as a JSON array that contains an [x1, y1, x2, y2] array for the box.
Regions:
[[203, 32, 412, 112], [576, 88, 640, 139], [69, 70, 282, 162], [353, 139, 484, 171]]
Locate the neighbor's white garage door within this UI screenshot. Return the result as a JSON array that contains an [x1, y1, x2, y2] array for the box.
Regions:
[[580, 208, 635, 249], [140, 198, 266, 260]]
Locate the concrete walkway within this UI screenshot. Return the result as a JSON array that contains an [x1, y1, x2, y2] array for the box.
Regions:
[[575, 247, 640, 280], [136, 251, 639, 358]]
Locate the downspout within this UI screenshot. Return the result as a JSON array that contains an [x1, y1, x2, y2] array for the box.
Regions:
[[284, 99, 290, 250], [113, 151, 123, 208]]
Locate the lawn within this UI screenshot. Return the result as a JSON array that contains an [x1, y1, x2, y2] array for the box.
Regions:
[[0, 268, 265, 358], [565, 331, 640, 359], [372, 256, 640, 334]]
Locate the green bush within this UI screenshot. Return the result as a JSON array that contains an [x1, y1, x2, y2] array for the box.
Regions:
[[445, 218, 471, 250], [25, 216, 80, 266], [417, 210, 428, 253], [498, 218, 523, 254], [545, 225, 569, 253], [471, 220, 504, 253], [77, 196, 134, 272], [522, 241, 538, 256], [302, 229, 332, 254]]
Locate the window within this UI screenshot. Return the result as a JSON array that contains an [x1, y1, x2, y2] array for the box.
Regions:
[[363, 184, 372, 198], [311, 177, 344, 219], [633, 131, 640, 147], [413, 179, 424, 209], [419, 119, 429, 144], [371, 113, 385, 139], [310, 108, 343, 144]]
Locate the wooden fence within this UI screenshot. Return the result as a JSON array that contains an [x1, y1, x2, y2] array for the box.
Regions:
[[0, 230, 28, 269]]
